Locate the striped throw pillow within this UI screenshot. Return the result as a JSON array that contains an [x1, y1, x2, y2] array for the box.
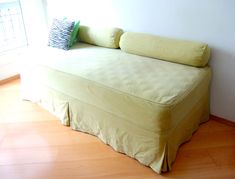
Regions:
[[48, 19, 75, 50]]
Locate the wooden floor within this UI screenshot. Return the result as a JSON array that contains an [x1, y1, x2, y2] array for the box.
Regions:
[[0, 79, 235, 179]]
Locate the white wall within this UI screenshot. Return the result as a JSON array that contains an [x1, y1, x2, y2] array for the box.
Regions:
[[20, 0, 48, 46], [0, 51, 20, 80], [47, 0, 235, 122]]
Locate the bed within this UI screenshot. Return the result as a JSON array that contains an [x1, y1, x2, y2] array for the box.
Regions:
[[20, 28, 211, 173]]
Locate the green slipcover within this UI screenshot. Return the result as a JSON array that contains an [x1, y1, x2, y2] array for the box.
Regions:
[[20, 43, 211, 173], [78, 26, 123, 48], [120, 32, 210, 67]]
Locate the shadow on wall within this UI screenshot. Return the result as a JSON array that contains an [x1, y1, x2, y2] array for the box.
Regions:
[[209, 47, 235, 121]]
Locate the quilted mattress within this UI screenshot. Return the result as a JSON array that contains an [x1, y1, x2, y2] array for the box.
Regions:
[[20, 43, 211, 173]]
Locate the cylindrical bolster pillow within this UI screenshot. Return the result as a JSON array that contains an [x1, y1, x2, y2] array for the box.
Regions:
[[120, 32, 210, 67], [78, 26, 123, 49]]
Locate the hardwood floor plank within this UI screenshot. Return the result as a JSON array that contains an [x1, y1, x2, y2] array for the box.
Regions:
[[163, 165, 235, 179], [207, 145, 235, 166], [170, 149, 217, 171]]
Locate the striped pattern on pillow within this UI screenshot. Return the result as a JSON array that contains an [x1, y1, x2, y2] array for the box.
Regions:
[[48, 19, 75, 50]]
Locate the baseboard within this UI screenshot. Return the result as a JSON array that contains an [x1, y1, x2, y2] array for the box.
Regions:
[[210, 114, 235, 127], [0, 74, 20, 85]]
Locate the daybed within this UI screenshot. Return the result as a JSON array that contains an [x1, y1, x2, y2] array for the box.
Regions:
[[20, 26, 211, 173]]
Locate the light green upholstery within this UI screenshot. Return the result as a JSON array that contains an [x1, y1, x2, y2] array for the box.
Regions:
[[20, 43, 211, 173], [78, 25, 123, 48], [120, 32, 210, 67]]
